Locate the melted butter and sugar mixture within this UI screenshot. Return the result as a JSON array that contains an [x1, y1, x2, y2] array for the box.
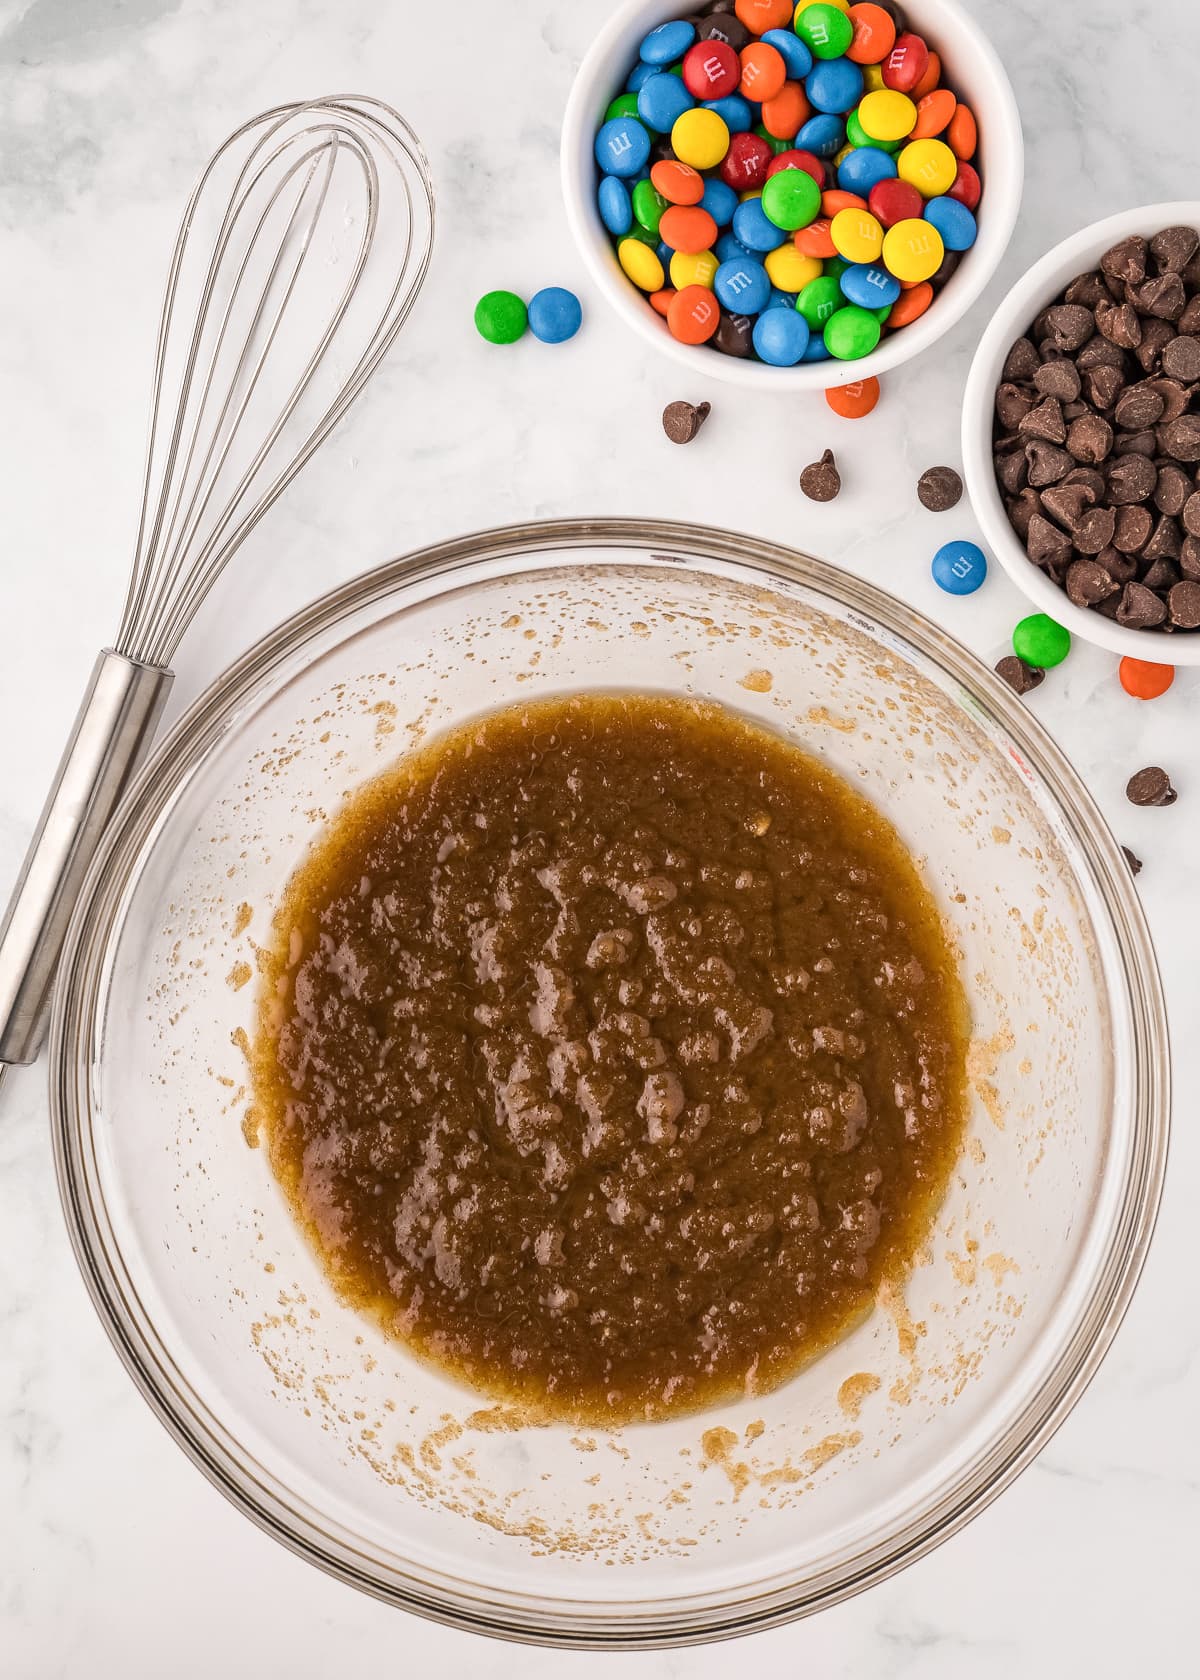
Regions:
[[254, 694, 968, 1425]]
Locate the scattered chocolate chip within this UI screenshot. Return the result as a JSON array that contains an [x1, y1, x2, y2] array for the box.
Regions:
[[1115, 581, 1169, 628], [1159, 334, 1200, 381], [800, 448, 840, 502], [1126, 766, 1177, 806], [1114, 504, 1154, 552], [1168, 578, 1200, 627], [1033, 359, 1082, 402], [917, 465, 963, 511], [662, 400, 711, 444], [1025, 440, 1075, 487], [1152, 225, 1200, 275], [1096, 297, 1142, 348], [1002, 337, 1041, 382], [995, 655, 1044, 695], [1065, 558, 1118, 605], [714, 310, 754, 358], [1066, 412, 1114, 463], [1158, 415, 1200, 461], [1106, 453, 1158, 504], [1102, 236, 1148, 287], [1122, 845, 1143, 876]]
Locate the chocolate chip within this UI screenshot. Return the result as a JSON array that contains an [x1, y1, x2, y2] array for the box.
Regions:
[[1115, 581, 1168, 628], [1158, 415, 1200, 462], [1154, 463, 1192, 516], [1065, 558, 1118, 605], [1097, 545, 1139, 583], [996, 382, 1036, 429], [1122, 845, 1143, 876], [1146, 376, 1191, 422], [1002, 337, 1042, 382], [1182, 491, 1200, 538], [1101, 236, 1148, 287], [995, 655, 1044, 695], [1168, 578, 1200, 627], [1043, 303, 1095, 351], [1179, 295, 1200, 336], [1077, 337, 1126, 371], [1025, 441, 1075, 487], [1083, 364, 1125, 411], [1027, 512, 1073, 565], [1114, 429, 1158, 458], [1065, 412, 1113, 464], [1140, 556, 1180, 592], [1134, 316, 1176, 373], [1135, 274, 1188, 321], [800, 448, 840, 502], [1107, 453, 1158, 503], [1096, 297, 1143, 348], [996, 447, 1029, 494], [1126, 766, 1177, 806], [1063, 466, 1108, 497], [714, 311, 754, 358], [1114, 383, 1166, 429], [1066, 270, 1114, 308], [1159, 334, 1200, 381], [1114, 504, 1154, 552], [662, 400, 711, 444], [1143, 513, 1182, 561], [1073, 506, 1117, 554], [1181, 534, 1200, 580], [1152, 224, 1200, 275], [1040, 481, 1097, 529], [1007, 487, 1043, 540], [1033, 359, 1082, 402], [917, 465, 962, 511], [1019, 396, 1067, 443]]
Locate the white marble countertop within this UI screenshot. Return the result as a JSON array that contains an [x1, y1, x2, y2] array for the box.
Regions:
[[1, 0, 1196, 1673]]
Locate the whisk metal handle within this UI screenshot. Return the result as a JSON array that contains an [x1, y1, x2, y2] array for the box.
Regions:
[[0, 651, 173, 1067]]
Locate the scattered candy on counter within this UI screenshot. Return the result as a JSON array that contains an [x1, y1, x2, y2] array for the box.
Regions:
[[1119, 656, 1175, 699], [995, 655, 1044, 695], [992, 225, 1200, 633], [594, 0, 981, 364], [663, 398, 712, 441], [1012, 612, 1070, 668], [475, 287, 582, 345], [826, 375, 880, 417], [1122, 846, 1143, 875], [800, 447, 842, 500], [1126, 765, 1178, 806], [917, 464, 962, 510], [932, 538, 986, 594]]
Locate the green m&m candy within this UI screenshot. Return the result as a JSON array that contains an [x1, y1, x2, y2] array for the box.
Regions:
[[1013, 614, 1071, 668], [474, 290, 527, 345], [824, 304, 882, 360], [762, 167, 821, 232], [754, 123, 792, 157], [794, 3, 854, 60], [632, 178, 669, 236], [605, 92, 640, 122], [797, 274, 844, 328], [846, 108, 902, 154]]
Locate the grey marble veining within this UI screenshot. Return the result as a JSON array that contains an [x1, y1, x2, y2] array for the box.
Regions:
[[1, 0, 1196, 1674]]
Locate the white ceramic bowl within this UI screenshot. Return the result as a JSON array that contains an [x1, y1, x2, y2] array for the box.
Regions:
[[561, 0, 1023, 391], [963, 200, 1200, 665]]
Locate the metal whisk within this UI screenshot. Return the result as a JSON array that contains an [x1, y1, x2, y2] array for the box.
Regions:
[[0, 95, 434, 1086]]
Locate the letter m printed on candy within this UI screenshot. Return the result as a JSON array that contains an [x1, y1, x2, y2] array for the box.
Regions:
[[609, 130, 634, 161], [700, 53, 727, 87]]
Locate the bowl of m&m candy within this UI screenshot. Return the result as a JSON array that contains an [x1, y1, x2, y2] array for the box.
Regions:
[[562, 0, 1022, 387]]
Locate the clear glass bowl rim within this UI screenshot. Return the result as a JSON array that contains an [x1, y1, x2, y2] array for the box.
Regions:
[[49, 517, 1170, 1648]]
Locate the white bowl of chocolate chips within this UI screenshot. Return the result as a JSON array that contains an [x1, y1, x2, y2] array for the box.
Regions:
[[963, 200, 1200, 664]]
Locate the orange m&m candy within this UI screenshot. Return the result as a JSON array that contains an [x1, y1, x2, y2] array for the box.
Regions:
[[739, 41, 787, 102], [650, 159, 704, 206], [947, 103, 978, 160], [846, 3, 896, 64], [911, 88, 956, 139], [1119, 657, 1174, 700], [761, 80, 810, 139], [826, 377, 881, 418], [887, 281, 934, 327], [822, 188, 867, 218], [912, 49, 942, 99], [735, 0, 792, 33], [795, 216, 837, 258], [659, 204, 718, 254], [667, 284, 721, 345], [649, 288, 676, 318]]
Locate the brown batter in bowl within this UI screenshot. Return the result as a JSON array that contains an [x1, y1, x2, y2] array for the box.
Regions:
[[253, 692, 968, 1424]]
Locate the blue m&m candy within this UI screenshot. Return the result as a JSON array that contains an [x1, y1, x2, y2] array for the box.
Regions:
[[752, 307, 811, 365], [732, 196, 783, 253], [704, 94, 753, 133], [715, 255, 771, 315], [837, 146, 897, 196], [597, 176, 632, 236], [639, 19, 696, 65], [638, 72, 694, 134], [932, 540, 988, 595], [801, 332, 833, 361], [528, 288, 582, 344], [595, 116, 651, 178], [924, 195, 978, 252], [767, 288, 798, 309], [700, 177, 739, 227], [715, 230, 752, 263], [796, 114, 845, 157], [761, 28, 813, 80], [806, 59, 864, 115], [626, 61, 656, 94], [840, 263, 901, 309]]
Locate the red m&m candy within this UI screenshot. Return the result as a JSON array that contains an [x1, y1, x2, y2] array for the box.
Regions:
[[868, 176, 923, 228], [682, 40, 740, 100], [947, 160, 982, 212], [720, 131, 774, 189], [882, 32, 930, 94], [766, 148, 826, 185]]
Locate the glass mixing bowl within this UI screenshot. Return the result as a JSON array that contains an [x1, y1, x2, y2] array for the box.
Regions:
[[50, 519, 1168, 1647]]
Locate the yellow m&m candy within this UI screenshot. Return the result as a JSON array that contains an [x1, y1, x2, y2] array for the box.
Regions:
[[858, 89, 917, 144], [618, 238, 665, 293], [882, 217, 945, 283], [671, 107, 730, 170], [669, 248, 719, 290], [764, 244, 822, 292], [831, 207, 884, 264], [862, 62, 886, 93], [897, 137, 958, 198]]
